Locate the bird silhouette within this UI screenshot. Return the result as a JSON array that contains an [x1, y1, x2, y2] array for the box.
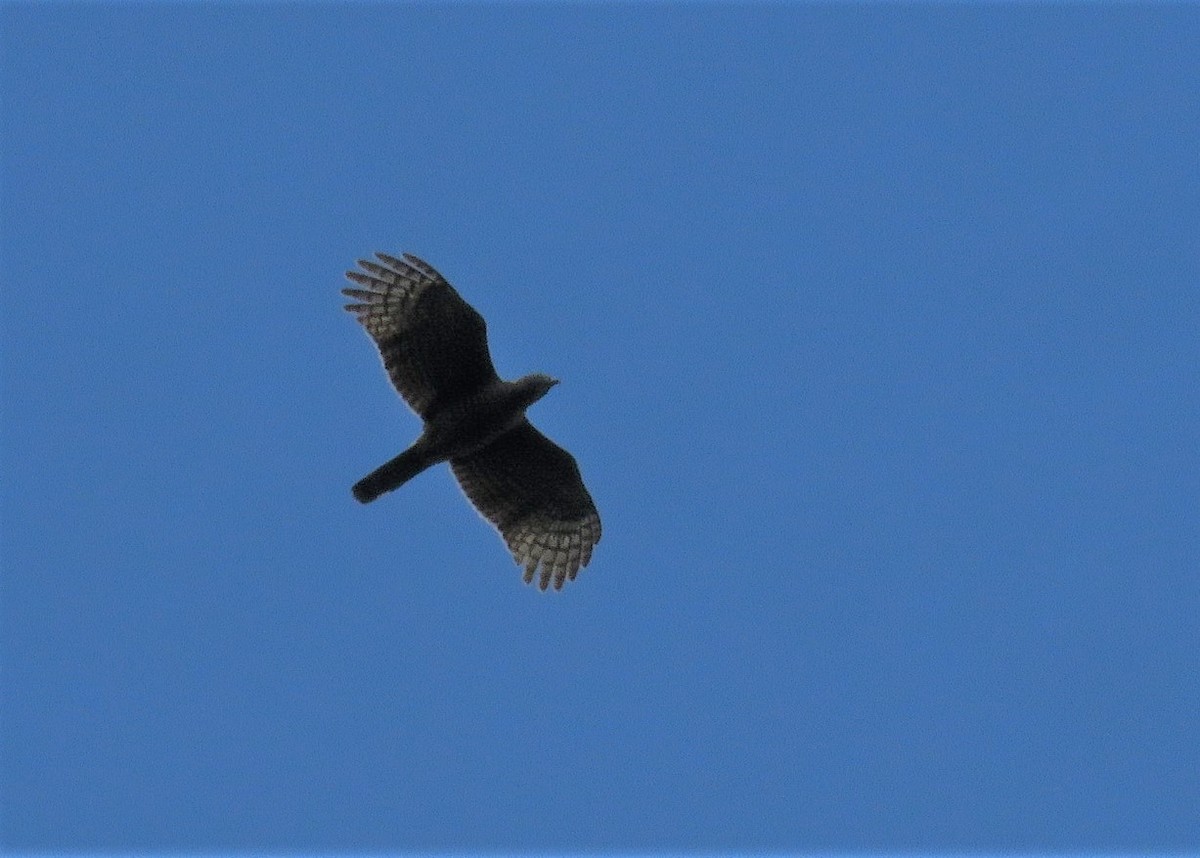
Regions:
[[342, 252, 600, 590]]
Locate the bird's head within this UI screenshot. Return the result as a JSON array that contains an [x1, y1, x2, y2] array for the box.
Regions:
[[516, 373, 560, 407]]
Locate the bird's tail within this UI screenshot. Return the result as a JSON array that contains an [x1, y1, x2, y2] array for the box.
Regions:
[[352, 444, 435, 504]]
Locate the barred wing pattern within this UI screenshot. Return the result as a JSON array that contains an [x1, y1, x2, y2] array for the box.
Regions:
[[451, 422, 601, 590], [343, 253, 498, 418]]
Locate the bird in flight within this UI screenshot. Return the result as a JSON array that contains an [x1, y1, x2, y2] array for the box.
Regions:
[[342, 251, 601, 590]]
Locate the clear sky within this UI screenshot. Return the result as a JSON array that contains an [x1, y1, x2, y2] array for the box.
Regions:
[[2, 3, 1197, 853]]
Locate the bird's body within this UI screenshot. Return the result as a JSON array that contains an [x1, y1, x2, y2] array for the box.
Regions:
[[342, 252, 600, 590], [350, 375, 555, 503]]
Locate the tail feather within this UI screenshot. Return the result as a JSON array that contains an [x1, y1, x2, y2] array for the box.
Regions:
[[352, 444, 435, 503]]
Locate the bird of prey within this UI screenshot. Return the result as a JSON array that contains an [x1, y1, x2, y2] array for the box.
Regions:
[[341, 251, 601, 590]]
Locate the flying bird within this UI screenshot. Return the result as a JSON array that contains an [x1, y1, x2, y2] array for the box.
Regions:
[[342, 252, 601, 590]]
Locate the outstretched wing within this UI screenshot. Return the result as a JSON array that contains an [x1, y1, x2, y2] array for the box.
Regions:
[[343, 252, 498, 419], [451, 421, 601, 591]]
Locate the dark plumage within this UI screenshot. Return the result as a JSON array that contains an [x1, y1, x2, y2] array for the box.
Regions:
[[342, 252, 601, 590]]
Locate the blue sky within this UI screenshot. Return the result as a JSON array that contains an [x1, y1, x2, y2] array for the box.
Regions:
[[2, 3, 1197, 853]]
